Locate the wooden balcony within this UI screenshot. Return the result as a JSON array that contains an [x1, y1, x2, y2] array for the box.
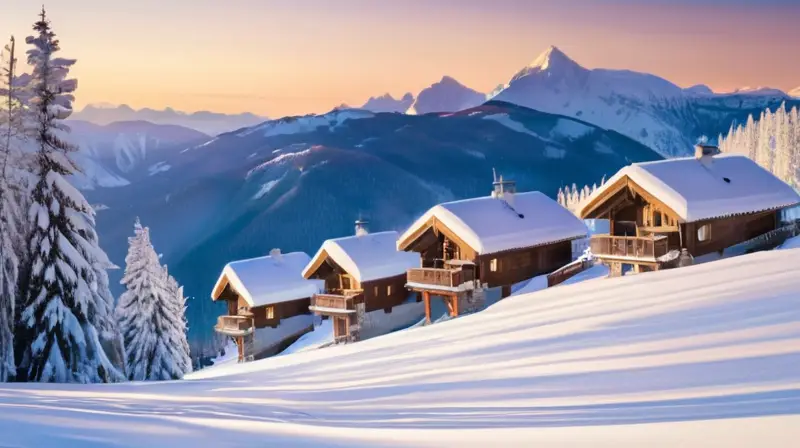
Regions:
[[590, 234, 669, 262], [309, 292, 361, 315], [214, 315, 254, 336], [406, 267, 475, 291]]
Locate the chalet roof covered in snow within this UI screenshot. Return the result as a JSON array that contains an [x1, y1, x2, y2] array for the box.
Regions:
[[211, 251, 323, 307], [397, 191, 588, 255], [580, 154, 800, 222], [303, 231, 419, 283]]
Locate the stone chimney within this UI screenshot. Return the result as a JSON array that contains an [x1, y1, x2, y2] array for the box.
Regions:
[[695, 144, 720, 167], [492, 169, 517, 208], [355, 218, 369, 237], [269, 248, 282, 261]]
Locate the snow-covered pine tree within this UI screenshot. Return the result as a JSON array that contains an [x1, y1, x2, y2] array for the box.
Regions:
[[16, 8, 122, 383], [74, 208, 126, 379], [0, 36, 24, 382], [720, 104, 800, 191], [163, 266, 192, 376], [117, 220, 191, 381]]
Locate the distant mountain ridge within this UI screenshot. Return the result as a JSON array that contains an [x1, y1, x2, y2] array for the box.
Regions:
[[72, 104, 266, 135], [408, 76, 487, 115], [491, 46, 800, 157], [361, 93, 415, 113], [67, 120, 209, 189]]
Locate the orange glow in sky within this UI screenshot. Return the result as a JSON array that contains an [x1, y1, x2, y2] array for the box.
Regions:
[[2, 0, 798, 117]]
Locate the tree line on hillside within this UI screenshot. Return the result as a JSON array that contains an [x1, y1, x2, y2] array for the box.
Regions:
[[719, 103, 800, 191], [0, 8, 190, 383], [556, 177, 606, 215], [557, 104, 800, 218]]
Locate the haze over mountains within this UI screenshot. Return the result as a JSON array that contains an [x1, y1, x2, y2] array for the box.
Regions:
[[72, 104, 266, 135]]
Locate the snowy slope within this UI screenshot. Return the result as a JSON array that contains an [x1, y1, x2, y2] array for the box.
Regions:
[[408, 76, 487, 115], [361, 93, 415, 113], [493, 46, 800, 158], [1, 248, 799, 447]]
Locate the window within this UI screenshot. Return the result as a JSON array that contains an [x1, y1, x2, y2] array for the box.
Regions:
[[490, 258, 498, 272], [374, 286, 379, 297], [266, 306, 274, 319], [387, 285, 393, 296], [697, 224, 711, 242], [653, 211, 662, 227]]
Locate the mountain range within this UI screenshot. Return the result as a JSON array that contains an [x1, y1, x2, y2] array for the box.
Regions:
[[70, 45, 800, 356], [354, 46, 797, 158], [71, 105, 265, 136], [81, 101, 662, 354], [359, 77, 488, 115], [490, 46, 799, 157]]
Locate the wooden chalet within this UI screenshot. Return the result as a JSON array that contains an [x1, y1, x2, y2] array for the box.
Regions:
[[303, 223, 420, 343], [397, 176, 589, 323], [211, 250, 323, 362], [579, 145, 800, 275]]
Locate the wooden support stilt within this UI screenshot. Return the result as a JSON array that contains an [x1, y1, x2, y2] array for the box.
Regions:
[[452, 293, 459, 317], [237, 336, 244, 363], [501, 285, 512, 299], [423, 291, 431, 324]]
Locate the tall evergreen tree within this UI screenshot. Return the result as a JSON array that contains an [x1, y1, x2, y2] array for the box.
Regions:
[[163, 265, 192, 376], [0, 36, 24, 382], [117, 220, 191, 381], [16, 8, 122, 383]]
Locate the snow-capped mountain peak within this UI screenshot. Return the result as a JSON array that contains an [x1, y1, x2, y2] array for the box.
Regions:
[[511, 45, 584, 82], [407, 76, 486, 115], [790, 86, 800, 99], [360, 92, 415, 113]]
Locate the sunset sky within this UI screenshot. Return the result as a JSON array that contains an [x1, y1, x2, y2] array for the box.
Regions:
[[2, 0, 798, 117]]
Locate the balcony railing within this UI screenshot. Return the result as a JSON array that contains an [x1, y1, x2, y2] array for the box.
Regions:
[[407, 267, 475, 289], [214, 315, 254, 336], [310, 293, 361, 314], [590, 234, 669, 261]]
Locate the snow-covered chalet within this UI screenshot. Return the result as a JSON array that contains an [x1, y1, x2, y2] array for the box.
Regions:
[[579, 145, 800, 275], [303, 222, 421, 344], [210, 250, 323, 362], [396, 175, 589, 324]]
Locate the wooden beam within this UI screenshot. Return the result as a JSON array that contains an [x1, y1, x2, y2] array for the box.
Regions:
[[423, 291, 431, 324], [445, 295, 454, 316], [452, 293, 460, 317]]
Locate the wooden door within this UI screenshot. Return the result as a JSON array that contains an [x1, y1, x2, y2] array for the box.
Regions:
[[335, 316, 348, 338]]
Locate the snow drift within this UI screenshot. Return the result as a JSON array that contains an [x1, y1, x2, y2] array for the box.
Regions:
[[1, 248, 799, 446]]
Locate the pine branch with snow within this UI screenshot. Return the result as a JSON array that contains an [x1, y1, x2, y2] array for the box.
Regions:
[[15, 9, 122, 383], [117, 219, 191, 381]]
